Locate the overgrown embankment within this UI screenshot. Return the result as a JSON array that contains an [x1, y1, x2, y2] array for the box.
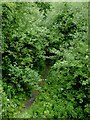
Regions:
[[2, 2, 89, 119], [20, 62, 49, 113]]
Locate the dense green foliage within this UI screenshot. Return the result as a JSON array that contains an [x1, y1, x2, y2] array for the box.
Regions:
[[2, 2, 89, 119]]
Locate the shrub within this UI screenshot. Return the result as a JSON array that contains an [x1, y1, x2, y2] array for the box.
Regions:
[[2, 2, 89, 119], [18, 2, 89, 119]]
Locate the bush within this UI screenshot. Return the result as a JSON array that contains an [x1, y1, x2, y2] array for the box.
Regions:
[[2, 2, 89, 119], [18, 2, 89, 119]]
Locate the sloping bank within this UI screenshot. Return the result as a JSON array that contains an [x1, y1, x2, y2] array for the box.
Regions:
[[20, 62, 49, 115], [18, 47, 89, 119]]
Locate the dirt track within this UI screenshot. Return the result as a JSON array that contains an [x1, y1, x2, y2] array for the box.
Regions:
[[20, 61, 49, 114]]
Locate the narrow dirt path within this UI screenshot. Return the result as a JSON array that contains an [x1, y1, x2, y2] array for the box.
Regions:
[[20, 61, 49, 114]]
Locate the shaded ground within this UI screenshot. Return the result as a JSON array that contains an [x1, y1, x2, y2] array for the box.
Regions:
[[20, 60, 49, 114]]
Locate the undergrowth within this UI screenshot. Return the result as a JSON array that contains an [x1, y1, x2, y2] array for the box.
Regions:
[[1, 2, 89, 119]]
